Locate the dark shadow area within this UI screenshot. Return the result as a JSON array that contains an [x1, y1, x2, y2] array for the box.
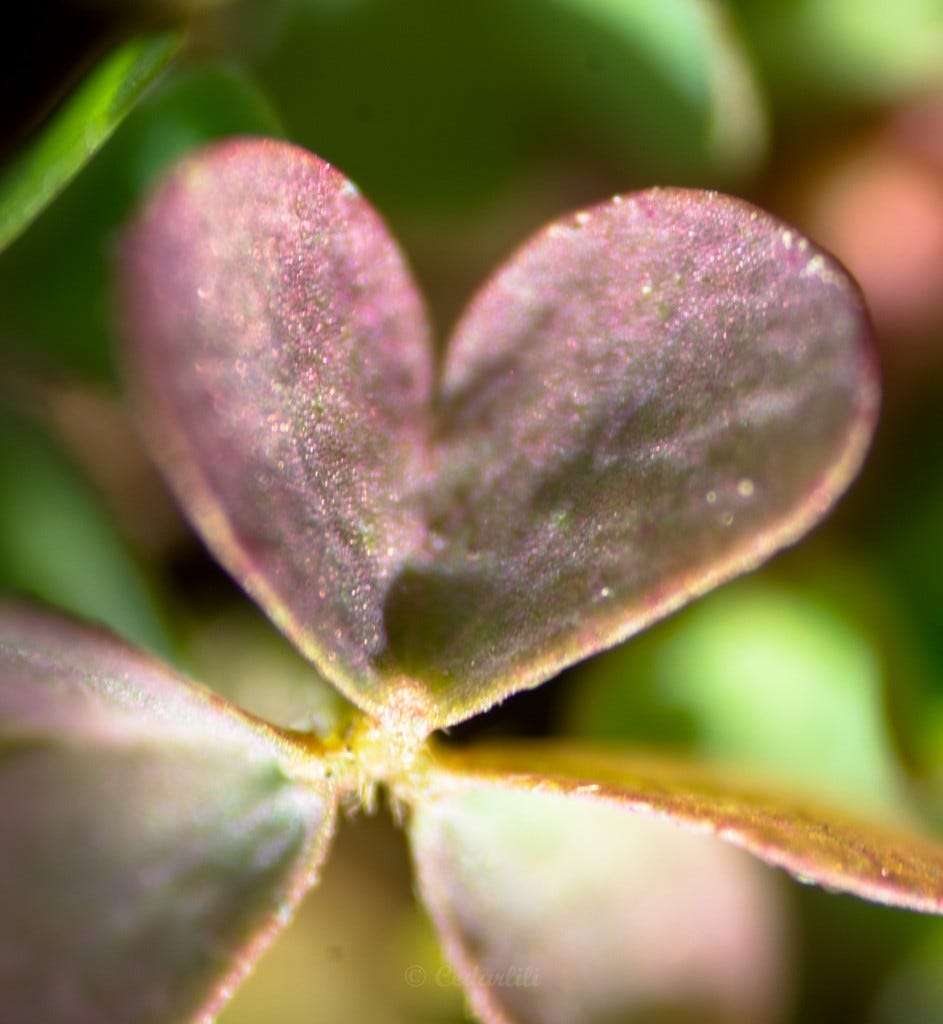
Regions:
[[380, 564, 500, 693], [0, 0, 118, 160]]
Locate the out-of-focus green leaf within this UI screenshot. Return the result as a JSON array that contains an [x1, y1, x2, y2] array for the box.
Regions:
[[0, 32, 181, 253], [429, 744, 943, 915], [835, 441, 943, 782], [184, 606, 354, 736], [733, 0, 943, 107], [118, 61, 284, 192], [250, 0, 764, 215], [569, 578, 903, 811], [0, 406, 170, 656], [885, 467, 943, 675], [504, 0, 766, 180], [0, 61, 283, 378], [411, 771, 790, 1024], [118, 138, 877, 736], [871, 920, 943, 1023], [0, 601, 337, 1023], [250, 0, 529, 212]]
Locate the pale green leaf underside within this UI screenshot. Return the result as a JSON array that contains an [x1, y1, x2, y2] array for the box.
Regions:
[[120, 140, 877, 737], [0, 31, 181, 252], [426, 744, 943, 916], [411, 771, 789, 1024], [0, 603, 336, 1024]]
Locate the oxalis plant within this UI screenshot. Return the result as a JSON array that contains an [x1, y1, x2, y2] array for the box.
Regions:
[[3, 136, 943, 1024]]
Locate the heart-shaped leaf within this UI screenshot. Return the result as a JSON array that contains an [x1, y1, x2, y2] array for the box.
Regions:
[[402, 187, 877, 718], [427, 744, 943, 915], [0, 602, 336, 1023], [119, 139, 877, 736], [410, 770, 790, 1024]]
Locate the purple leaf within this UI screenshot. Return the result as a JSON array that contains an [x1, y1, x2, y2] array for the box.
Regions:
[[410, 772, 790, 1024], [426, 743, 943, 915], [119, 139, 877, 735], [413, 188, 877, 723], [119, 139, 436, 734], [0, 602, 336, 1024]]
